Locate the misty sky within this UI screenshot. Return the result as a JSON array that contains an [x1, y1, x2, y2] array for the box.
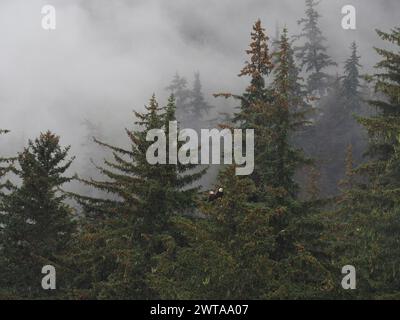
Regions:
[[0, 0, 399, 169]]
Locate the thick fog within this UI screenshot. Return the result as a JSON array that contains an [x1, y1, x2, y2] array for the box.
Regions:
[[0, 0, 399, 181]]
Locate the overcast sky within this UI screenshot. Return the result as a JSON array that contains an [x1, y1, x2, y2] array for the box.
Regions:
[[0, 0, 399, 166]]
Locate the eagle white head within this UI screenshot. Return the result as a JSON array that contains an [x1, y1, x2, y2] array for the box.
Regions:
[[218, 188, 223, 193]]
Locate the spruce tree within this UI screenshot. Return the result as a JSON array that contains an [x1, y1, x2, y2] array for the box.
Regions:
[[151, 24, 334, 300], [234, 19, 273, 129], [150, 21, 277, 298], [215, 19, 274, 190], [167, 72, 213, 130], [0, 131, 76, 298], [0, 129, 14, 193], [166, 73, 192, 125], [295, 0, 336, 95], [147, 165, 276, 299], [343, 42, 362, 111], [336, 27, 400, 298], [191, 72, 213, 120], [307, 42, 366, 196], [262, 28, 333, 299], [67, 95, 205, 299]]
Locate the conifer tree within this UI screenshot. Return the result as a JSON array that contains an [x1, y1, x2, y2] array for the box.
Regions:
[[150, 21, 277, 298], [308, 42, 366, 196], [295, 0, 336, 95], [147, 165, 276, 299], [267, 28, 311, 194], [234, 19, 273, 129], [151, 24, 334, 300], [262, 28, 334, 298], [215, 19, 274, 190], [0, 129, 14, 193], [0, 131, 76, 298], [191, 72, 213, 120], [166, 73, 192, 125], [343, 42, 362, 111], [167, 72, 213, 129], [67, 95, 205, 299], [336, 27, 400, 298]]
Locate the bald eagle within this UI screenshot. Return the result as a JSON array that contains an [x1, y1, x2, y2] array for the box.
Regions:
[[208, 187, 224, 202]]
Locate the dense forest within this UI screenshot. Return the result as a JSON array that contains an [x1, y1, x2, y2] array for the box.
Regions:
[[0, 0, 400, 299]]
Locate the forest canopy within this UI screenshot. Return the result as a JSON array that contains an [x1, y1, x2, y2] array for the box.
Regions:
[[0, 0, 399, 300]]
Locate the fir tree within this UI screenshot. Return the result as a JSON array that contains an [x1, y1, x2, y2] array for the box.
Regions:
[[166, 73, 192, 125], [191, 72, 213, 120], [234, 19, 273, 129], [215, 19, 274, 190], [67, 95, 205, 299], [336, 27, 400, 298], [167, 72, 213, 129], [151, 24, 334, 300], [262, 28, 333, 298], [295, 0, 336, 95], [307, 42, 366, 196], [0, 129, 14, 193], [0, 131, 76, 298], [147, 165, 276, 299], [343, 42, 363, 111]]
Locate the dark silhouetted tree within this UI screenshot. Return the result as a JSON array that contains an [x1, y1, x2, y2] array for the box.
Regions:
[[295, 0, 336, 95], [0, 131, 76, 298]]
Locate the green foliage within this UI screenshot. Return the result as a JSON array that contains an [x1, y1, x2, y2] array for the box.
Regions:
[[0, 129, 14, 194], [148, 166, 276, 299], [0, 131, 76, 298], [0, 13, 399, 301], [304, 42, 367, 196], [149, 23, 334, 300], [67, 95, 205, 299], [335, 27, 400, 299], [295, 0, 336, 95]]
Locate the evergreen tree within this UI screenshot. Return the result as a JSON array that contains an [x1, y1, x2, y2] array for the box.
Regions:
[[263, 28, 333, 298], [342, 42, 362, 111], [148, 166, 276, 299], [67, 95, 205, 299], [307, 42, 366, 196], [234, 19, 273, 128], [0, 131, 76, 298], [267, 27, 311, 194], [167, 72, 213, 130], [191, 72, 213, 120], [336, 27, 400, 298], [151, 23, 334, 300], [166, 73, 192, 125], [295, 0, 336, 95], [0, 130, 14, 193], [215, 19, 274, 190]]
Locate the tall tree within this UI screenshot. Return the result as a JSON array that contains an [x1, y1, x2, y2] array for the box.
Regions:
[[66, 95, 205, 299], [305, 42, 366, 196], [166, 73, 192, 125], [295, 0, 336, 95], [148, 166, 276, 299], [234, 19, 273, 129], [336, 27, 400, 298], [190, 72, 213, 120], [151, 23, 334, 300], [263, 28, 333, 299], [167, 72, 214, 130], [0, 131, 76, 298], [216, 19, 274, 191], [343, 42, 363, 111]]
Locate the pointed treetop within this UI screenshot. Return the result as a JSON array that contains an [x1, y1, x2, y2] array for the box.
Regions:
[[239, 19, 273, 94]]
